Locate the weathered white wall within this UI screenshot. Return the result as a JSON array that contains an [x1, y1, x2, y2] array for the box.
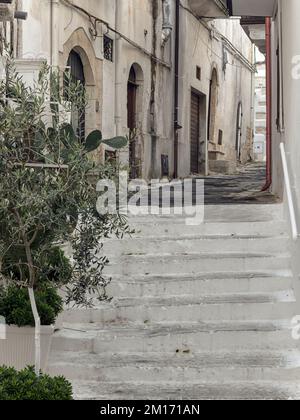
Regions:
[[100, 0, 175, 179], [20, 0, 104, 160], [179, 2, 254, 175], [254, 58, 266, 162], [272, 0, 300, 302], [7, 0, 254, 179]]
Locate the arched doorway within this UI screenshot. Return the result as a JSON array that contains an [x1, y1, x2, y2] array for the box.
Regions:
[[66, 49, 86, 142], [127, 64, 143, 179], [236, 101, 243, 161], [208, 68, 218, 143]]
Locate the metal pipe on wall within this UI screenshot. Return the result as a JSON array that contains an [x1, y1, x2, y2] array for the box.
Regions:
[[115, 0, 123, 137], [50, 0, 53, 66], [50, 0, 59, 68], [262, 17, 272, 191], [174, 0, 180, 179]]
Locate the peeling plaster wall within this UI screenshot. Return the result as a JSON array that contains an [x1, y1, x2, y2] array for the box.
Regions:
[[179, 1, 254, 176], [101, 0, 175, 179], [20, 0, 104, 161], [16, 0, 254, 178]]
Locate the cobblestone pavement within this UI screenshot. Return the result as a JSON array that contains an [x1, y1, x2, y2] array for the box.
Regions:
[[134, 162, 277, 209], [201, 162, 278, 205]]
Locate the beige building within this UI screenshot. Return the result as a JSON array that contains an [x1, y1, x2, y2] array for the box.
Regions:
[[0, 0, 255, 179]]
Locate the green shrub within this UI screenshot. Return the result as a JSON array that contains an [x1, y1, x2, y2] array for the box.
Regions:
[[2, 246, 73, 288], [0, 285, 63, 327], [0, 366, 73, 400], [37, 247, 73, 287]]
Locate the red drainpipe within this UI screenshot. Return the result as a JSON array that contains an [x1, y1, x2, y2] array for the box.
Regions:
[[262, 17, 272, 191]]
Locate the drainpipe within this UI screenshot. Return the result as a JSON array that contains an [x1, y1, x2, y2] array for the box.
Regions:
[[50, 0, 53, 66], [262, 17, 272, 191], [115, 0, 123, 137], [161, 0, 173, 47], [150, 0, 158, 179], [174, 0, 180, 179], [50, 0, 59, 67]]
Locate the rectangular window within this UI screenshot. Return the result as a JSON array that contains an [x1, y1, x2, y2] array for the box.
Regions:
[[104, 35, 114, 62]]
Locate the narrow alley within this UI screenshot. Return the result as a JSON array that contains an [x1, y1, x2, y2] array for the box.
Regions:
[[1, 0, 300, 403]]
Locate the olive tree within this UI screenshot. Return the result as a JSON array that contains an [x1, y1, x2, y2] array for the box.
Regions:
[[0, 57, 130, 374]]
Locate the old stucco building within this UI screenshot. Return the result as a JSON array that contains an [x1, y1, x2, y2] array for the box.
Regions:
[[0, 0, 254, 178]]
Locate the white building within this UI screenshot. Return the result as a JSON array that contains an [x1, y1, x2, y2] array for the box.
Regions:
[[254, 53, 266, 162], [0, 0, 255, 179], [228, 0, 300, 335]]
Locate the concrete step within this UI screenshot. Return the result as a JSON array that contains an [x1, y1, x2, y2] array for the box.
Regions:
[[106, 254, 291, 276], [106, 272, 293, 298], [48, 350, 300, 382], [61, 291, 297, 324], [104, 236, 290, 256], [52, 321, 298, 354], [130, 221, 288, 238], [70, 379, 300, 400], [130, 204, 284, 224]]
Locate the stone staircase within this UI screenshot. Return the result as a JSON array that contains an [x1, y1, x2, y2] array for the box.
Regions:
[[48, 204, 300, 400]]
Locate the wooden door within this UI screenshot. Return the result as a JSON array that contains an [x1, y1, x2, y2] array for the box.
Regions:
[[127, 80, 137, 179], [67, 50, 85, 142], [190, 92, 200, 173]]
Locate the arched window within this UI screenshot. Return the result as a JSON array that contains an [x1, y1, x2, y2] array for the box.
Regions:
[[66, 50, 86, 142]]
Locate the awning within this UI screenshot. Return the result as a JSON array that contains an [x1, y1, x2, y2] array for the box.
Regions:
[[228, 0, 277, 17]]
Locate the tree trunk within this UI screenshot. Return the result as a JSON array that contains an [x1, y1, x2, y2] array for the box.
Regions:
[[28, 288, 41, 375]]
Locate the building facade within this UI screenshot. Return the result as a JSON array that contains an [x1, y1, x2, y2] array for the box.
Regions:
[[226, 0, 300, 324], [253, 55, 266, 162], [0, 0, 255, 179]]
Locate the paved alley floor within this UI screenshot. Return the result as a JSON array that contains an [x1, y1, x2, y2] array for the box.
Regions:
[[202, 162, 278, 205], [135, 162, 278, 212]]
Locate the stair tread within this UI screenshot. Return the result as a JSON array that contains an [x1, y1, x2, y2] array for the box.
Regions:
[[109, 291, 296, 307], [108, 271, 293, 282], [56, 320, 294, 336], [49, 350, 300, 368], [111, 252, 290, 260], [65, 291, 296, 309], [71, 379, 300, 400], [105, 234, 289, 242]]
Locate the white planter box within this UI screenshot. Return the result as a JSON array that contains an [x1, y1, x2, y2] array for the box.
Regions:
[[0, 325, 54, 371]]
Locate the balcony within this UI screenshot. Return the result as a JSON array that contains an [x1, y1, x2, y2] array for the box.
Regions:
[[228, 0, 277, 17], [188, 0, 229, 17]]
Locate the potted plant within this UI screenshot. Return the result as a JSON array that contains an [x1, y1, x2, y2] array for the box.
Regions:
[[0, 57, 130, 374], [0, 247, 72, 371]]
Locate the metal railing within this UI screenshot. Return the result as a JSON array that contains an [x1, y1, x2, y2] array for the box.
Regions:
[[280, 142, 299, 241]]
